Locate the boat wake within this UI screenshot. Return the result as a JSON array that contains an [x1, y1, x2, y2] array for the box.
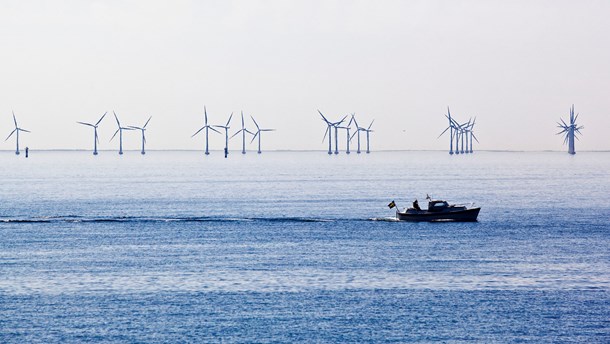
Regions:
[[368, 217, 400, 222], [0, 215, 340, 224]]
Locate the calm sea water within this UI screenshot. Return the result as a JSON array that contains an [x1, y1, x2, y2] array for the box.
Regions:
[[1, 151, 609, 342]]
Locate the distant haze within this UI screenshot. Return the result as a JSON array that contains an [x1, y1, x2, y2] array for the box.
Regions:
[[1, 0, 609, 151]]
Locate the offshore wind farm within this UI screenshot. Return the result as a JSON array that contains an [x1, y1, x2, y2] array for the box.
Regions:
[[0, 105, 599, 156]]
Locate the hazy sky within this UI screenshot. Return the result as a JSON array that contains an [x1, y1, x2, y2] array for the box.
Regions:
[[1, 0, 609, 151]]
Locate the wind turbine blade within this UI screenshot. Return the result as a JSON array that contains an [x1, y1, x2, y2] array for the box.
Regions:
[[192, 127, 205, 137], [472, 133, 479, 143], [113, 111, 120, 127], [12, 111, 17, 128], [350, 131, 357, 140], [250, 115, 260, 130], [204, 106, 208, 125], [110, 129, 119, 141], [333, 115, 347, 126], [367, 120, 375, 130], [241, 111, 245, 128], [438, 126, 450, 139], [95, 131, 99, 144], [95, 112, 107, 126], [322, 126, 329, 142], [226, 112, 233, 127], [209, 126, 221, 134], [20, 129, 31, 133], [143, 116, 152, 128], [250, 131, 259, 143], [5, 129, 16, 141], [317, 109, 329, 123], [229, 130, 242, 139], [261, 129, 275, 132], [77, 121, 95, 127]]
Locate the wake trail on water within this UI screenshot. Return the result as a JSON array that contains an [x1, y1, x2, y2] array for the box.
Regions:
[[0, 215, 375, 224]]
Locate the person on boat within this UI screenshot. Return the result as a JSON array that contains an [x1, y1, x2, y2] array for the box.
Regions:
[[413, 199, 421, 211]]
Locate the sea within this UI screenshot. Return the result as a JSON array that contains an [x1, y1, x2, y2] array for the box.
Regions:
[[0, 150, 609, 343]]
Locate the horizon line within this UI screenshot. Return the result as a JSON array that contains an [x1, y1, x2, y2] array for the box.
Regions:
[[1, 149, 609, 153]]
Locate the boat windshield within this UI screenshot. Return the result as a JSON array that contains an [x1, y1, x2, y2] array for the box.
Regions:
[[428, 201, 449, 210]]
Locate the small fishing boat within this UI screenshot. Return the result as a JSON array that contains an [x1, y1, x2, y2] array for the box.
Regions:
[[389, 198, 480, 222]]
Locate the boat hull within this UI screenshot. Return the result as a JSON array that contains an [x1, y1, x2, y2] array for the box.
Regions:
[[396, 207, 481, 222]]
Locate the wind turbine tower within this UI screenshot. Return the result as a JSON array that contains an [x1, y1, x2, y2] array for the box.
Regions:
[[341, 115, 355, 154], [230, 111, 255, 154], [364, 120, 374, 154], [318, 110, 333, 155], [350, 114, 362, 154], [192, 106, 221, 155], [557, 104, 584, 155], [438, 107, 456, 154], [214, 113, 233, 157], [454, 120, 462, 155], [5, 111, 30, 155], [129, 116, 152, 155], [461, 119, 471, 154], [110, 111, 133, 155], [250, 115, 275, 154], [332, 116, 347, 154], [77, 112, 107, 155], [468, 117, 479, 153]]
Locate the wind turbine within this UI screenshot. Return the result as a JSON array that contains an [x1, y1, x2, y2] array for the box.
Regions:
[[453, 118, 462, 155], [332, 115, 347, 154], [318, 110, 333, 155], [350, 114, 363, 154], [77, 112, 106, 155], [110, 111, 133, 155], [338, 114, 355, 154], [363, 120, 374, 154], [214, 112, 233, 157], [5, 111, 30, 155], [437, 107, 456, 154], [192, 106, 221, 155], [230, 111, 255, 154], [250, 115, 275, 154], [557, 104, 584, 155], [467, 117, 479, 153], [461, 118, 472, 154], [129, 116, 152, 155]]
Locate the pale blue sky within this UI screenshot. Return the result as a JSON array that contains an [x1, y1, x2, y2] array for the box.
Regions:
[[1, 0, 609, 151]]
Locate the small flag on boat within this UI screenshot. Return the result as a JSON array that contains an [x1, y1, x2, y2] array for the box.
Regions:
[[388, 200, 396, 209]]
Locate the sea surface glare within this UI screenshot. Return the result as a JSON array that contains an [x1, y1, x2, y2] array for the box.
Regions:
[[0, 151, 609, 343]]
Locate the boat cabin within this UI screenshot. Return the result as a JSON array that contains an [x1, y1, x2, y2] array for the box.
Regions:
[[427, 200, 449, 212]]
